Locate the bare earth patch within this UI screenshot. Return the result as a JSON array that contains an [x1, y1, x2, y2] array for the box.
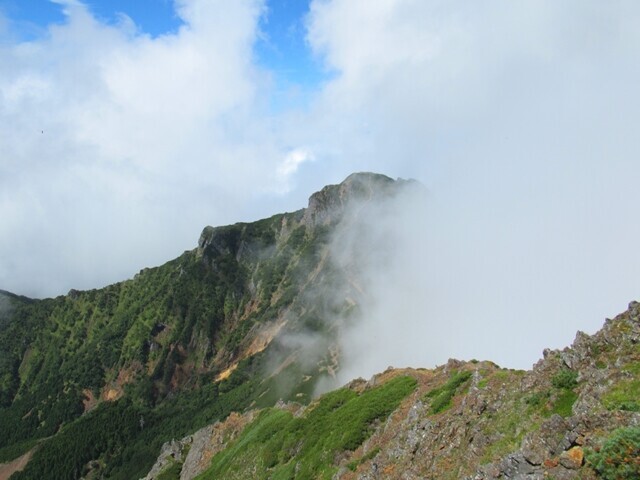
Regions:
[[82, 388, 98, 412], [0, 449, 34, 480]]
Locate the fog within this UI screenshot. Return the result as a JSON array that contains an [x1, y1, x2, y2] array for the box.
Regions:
[[321, 179, 640, 379]]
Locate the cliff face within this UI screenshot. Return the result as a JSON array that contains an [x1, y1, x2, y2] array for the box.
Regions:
[[302, 172, 400, 227], [143, 302, 640, 480]]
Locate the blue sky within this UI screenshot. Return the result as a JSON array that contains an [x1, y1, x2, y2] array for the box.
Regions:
[[1, 0, 326, 97], [257, 0, 325, 88], [2, 0, 180, 36]]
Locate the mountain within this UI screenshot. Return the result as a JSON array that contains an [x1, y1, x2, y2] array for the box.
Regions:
[[0, 172, 415, 479], [0, 172, 638, 480]]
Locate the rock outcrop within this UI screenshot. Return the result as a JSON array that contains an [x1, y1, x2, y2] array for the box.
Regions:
[[302, 173, 399, 227]]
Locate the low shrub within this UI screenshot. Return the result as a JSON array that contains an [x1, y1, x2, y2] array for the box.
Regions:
[[551, 369, 578, 390], [586, 427, 640, 479]]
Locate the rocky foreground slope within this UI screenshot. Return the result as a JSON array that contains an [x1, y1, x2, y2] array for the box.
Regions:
[[143, 301, 640, 480]]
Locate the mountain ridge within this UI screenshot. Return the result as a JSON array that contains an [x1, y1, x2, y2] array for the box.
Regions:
[[0, 172, 417, 479], [0, 172, 637, 479]]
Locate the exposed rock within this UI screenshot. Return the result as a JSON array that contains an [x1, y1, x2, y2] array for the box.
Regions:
[[197, 225, 237, 259], [301, 172, 408, 227], [497, 452, 538, 478], [141, 411, 257, 480], [521, 435, 547, 466], [142, 439, 185, 480], [67, 289, 80, 300], [559, 447, 584, 470]]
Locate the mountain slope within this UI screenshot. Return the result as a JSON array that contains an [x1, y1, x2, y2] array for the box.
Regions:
[[2, 172, 638, 480], [0, 173, 411, 479], [143, 301, 640, 480]]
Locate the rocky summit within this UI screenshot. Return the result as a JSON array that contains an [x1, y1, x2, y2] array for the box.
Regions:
[[0, 173, 638, 480]]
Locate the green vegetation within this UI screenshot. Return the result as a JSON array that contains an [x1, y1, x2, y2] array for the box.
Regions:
[[10, 348, 309, 480], [586, 427, 640, 479], [524, 390, 550, 409], [347, 447, 380, 472], [551, 369, 578, 390], [195, 376, 417, 480], [157, 460, 183, 480], [0, 210, 341, 478], [548, 368, 579, 417], [424, 370, 472, 414], [551, 389, 578, 417], [602, 362, 640, 412], [0, 438, 38, 463], [522, 369, 580, 418], [480, 414, 526, 464], [479, 369, 551, 464], [10, 399, 144, 480]]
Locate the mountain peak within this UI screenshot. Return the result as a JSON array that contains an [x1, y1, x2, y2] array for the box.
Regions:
[[341, 171, 395, 186], [303, 172, 415, 227]]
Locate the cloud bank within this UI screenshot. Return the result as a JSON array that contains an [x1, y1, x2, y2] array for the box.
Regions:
[[0, 0, 302, 296], [1, 1, 639, 371], [327, 181, 620, 377], [301, 0, 640, 372]]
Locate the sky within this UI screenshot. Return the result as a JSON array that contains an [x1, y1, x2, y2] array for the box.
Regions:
[[1, 0, 640, 369]]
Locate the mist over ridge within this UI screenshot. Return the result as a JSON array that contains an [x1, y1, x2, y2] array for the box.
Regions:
[[297, 172, 638, 379]]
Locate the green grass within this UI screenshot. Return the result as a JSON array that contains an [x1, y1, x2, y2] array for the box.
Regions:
[[551, 389, 578, 417], [480, 404, 531, 464], [603, 378, 640, 412], [624, 361, 640, 375], [424, 370, 472, 414], [547, 367, 579, 417], [156, 459, 183, 480], [196, 376, 417, 480], [524, 390, 550, 410], [347, 447, 381, 472], [601, 361, 640, 412]]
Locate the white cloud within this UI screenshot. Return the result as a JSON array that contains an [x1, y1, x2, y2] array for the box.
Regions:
[[299, 0, 640, 371], [1, 0, 639, 373], [0, 0, 311, 296], [276, 147, 314, 190]]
